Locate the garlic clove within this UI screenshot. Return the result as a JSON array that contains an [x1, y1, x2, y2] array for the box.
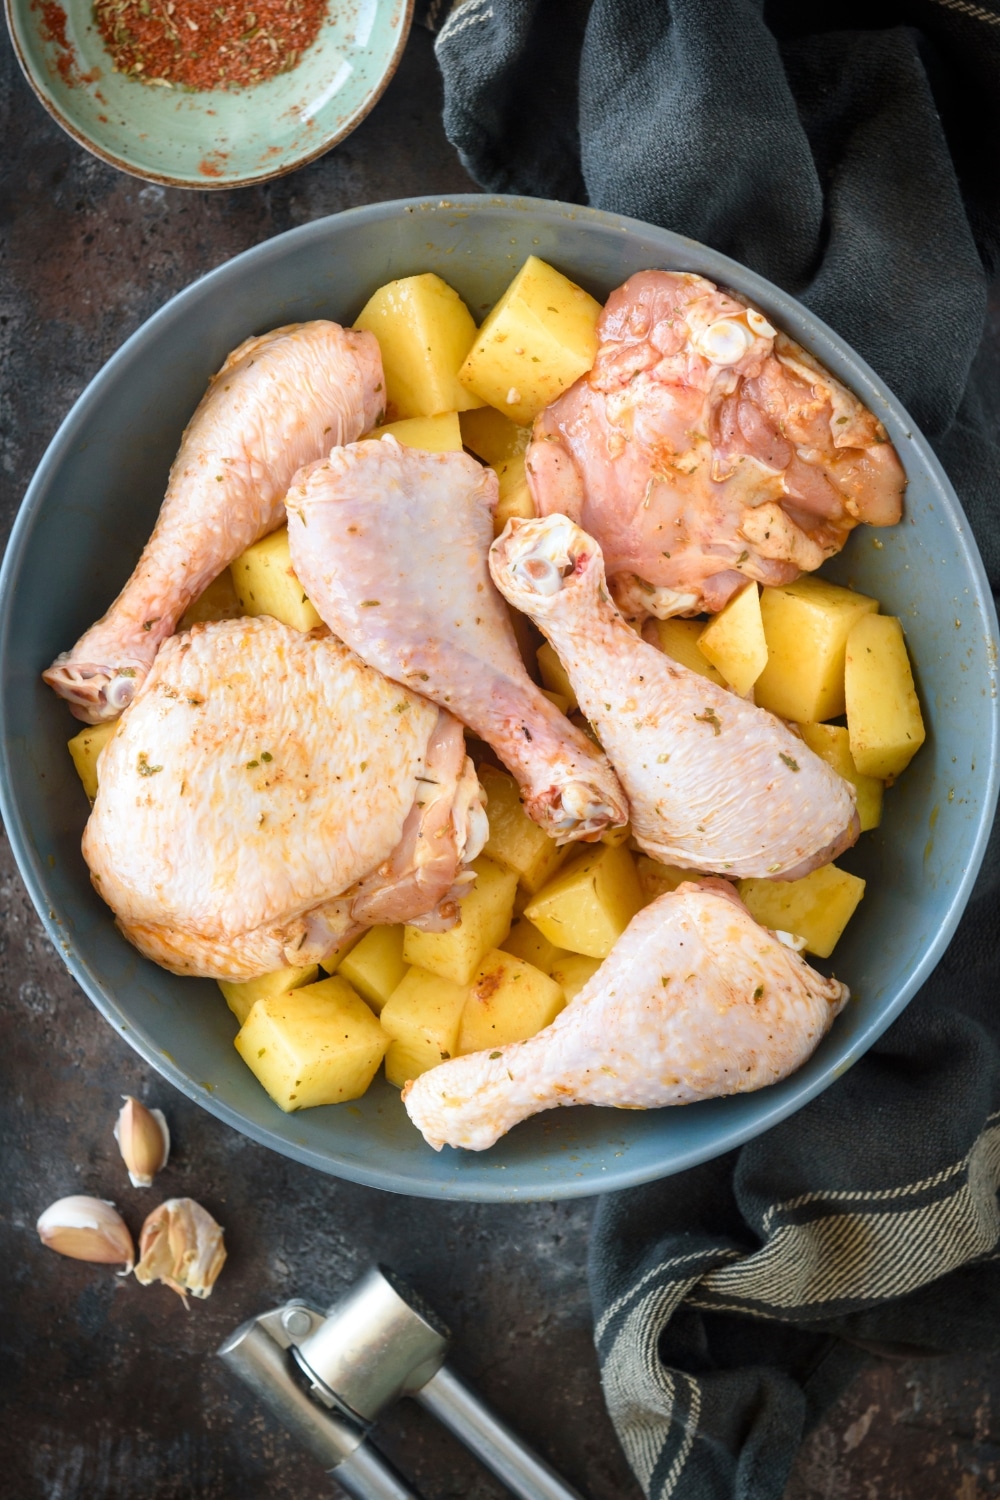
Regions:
[[134, 1197, 226, 1301], [36, 1195, 135, 1273], [114, 1095, 170, 1188]]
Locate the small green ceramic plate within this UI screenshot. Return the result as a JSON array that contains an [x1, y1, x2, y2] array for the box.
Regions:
[[5, 0, 412, 187]]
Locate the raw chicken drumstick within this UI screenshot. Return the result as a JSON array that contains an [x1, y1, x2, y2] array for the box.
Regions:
[[45, 321, 384, 723], [404, 879, 848, 1150], [528, 270, 905, 621], [490, 514, 858, 879], [83, 615, 487, 980], [286, 438, 628, 843]]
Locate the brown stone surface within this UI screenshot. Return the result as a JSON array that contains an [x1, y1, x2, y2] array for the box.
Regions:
[[2, 18, 1000, 1500]]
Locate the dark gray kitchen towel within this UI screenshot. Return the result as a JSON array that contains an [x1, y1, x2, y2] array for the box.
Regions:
[[434, 3, 1000, 1497]]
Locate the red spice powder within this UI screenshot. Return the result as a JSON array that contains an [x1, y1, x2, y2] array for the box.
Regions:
[[93, 0, 327, 91], [34, 0, 82, 86]]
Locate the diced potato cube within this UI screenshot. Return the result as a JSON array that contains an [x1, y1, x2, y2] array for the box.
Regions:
[[698, 584, 768, 696], [338, 925, 407, 1014], [845, 614, 926, 779], [403, 855, 518, 986], [319, 929, 365, 975], [68, 719, 119, 802], [548, 953, 601, 1001], [458, 256, 602, 426], [353, 273, 483, 418], [457, 949, 565, 1054], [754, 577, 878, 723], [363, 411, 464, 452], [541, 688, 571, 715], [502, 916, 571, 974], [600, 821, 633, 848], [460, 407, 530, 467], [235, 976, 387, 1111], [179, 567, 242, 630], [635, 856, 703, 905], [493, 452, 536, 536], [797, 723, 883, 831], [737, 865, 866, 959], [480, 764, 568, 894], [645, 618, 726, 686], [536, 641, 578, 711], [232, 527, 322, 632], [218, 964, 320, 1027], [524, 844, 643, 959], [380, 966, 469, 1087]]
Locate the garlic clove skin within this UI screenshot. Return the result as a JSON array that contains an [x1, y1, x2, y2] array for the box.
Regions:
[[114, 1095, 170, 1188], [134, 1198, 226, 1301], [36, 1195, 135, 1273]]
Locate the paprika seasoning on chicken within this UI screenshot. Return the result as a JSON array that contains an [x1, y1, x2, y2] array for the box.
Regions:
[[93, 0, 327, 91]]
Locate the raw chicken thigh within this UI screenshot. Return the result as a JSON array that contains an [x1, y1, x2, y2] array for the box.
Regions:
[[490, 514, 858, 879], [528, 271, 905, 621], [404, 879, 848, 1150], [45, 321, 384, 723], [286, 438, 628, 843], [83, 616, 486, 980]]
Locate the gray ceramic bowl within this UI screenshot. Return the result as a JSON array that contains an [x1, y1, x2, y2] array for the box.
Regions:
[[2, 196, 997, 1200]]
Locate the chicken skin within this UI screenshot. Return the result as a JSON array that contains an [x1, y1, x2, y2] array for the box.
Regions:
[[82, 616, 486, 979], [490, 515, 858, 879], [45, 322, 384, 723], [404, 879, 848, 1151], [528, 271, 905, 621], [286, 438, 628, 843]]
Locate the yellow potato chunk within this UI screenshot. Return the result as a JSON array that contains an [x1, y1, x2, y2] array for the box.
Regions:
[[536, 641, 578, 711], [493, 452, 536, 536], [524, 844, 643, 959], [501, 916, 571, 974], [458, 256, 602, 426], [319, 929, 365, 975], [460, 407, 529, 466], [797, 723, 883, 831], [235, 976, 387, 1111], [353, 273, 483, 419], [363, 411, 464, 452], [403, 855, 518, 986], [845, 614, 926, 779], [67, 719, 118, 802], [738, 865, 866, 959], [457, 949, 565, 1055], [480, 764, 568, 894], [232, 527, 322, 632], [338, 925, 407, 1014], [178, 567, 242, 630], [541, 688, 571, 715], [646, 618, 726, 686], [218, 964, 320, 1027], [698, 584, 768, 696], [754, 577, 878, 723], [380, 966, 469, 1087], [548, 953, 602, 1001], [635, 856, 703, 905]]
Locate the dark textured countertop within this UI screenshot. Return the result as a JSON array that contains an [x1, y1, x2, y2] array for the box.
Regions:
[[3, 21, 1000, 1500]]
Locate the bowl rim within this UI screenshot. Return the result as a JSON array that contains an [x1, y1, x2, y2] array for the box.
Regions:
[[2, 0, 414, 190], [2, 192, 998, 1200]]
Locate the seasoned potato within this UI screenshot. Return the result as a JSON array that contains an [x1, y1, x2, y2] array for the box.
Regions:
[[403, 855, 518, 986], [458, 256, 602, 426], [67, 719, 119, 802], [480, 764, 568, 894], [548, 952, 601, 1001], [338, 925, 407, 1014], [635, 856, 703, 905], [493, 452, 536, 536], [319, 930, 365, 975], [536, 641, 578, 711], [179, 567, 242, 630], [797, 723, 883, 831], [380, 966, 469, 1087], [232, 527, 322, 632], [460, 407, 529, 467], [646, 618, 726, 686], [353, 273, 483, 419], [501, 916, 570, 974], [218, 964, 320, 1027], [524, 844, 643, 959], [697, 583, 768, 696], [754, 577, 878, 723], [235, 975, 387, 1111], [363, 411, 464, 453], [738, 865, 866, 959], [845, 614, 926, 779], [457, 949, 565, 1054]]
